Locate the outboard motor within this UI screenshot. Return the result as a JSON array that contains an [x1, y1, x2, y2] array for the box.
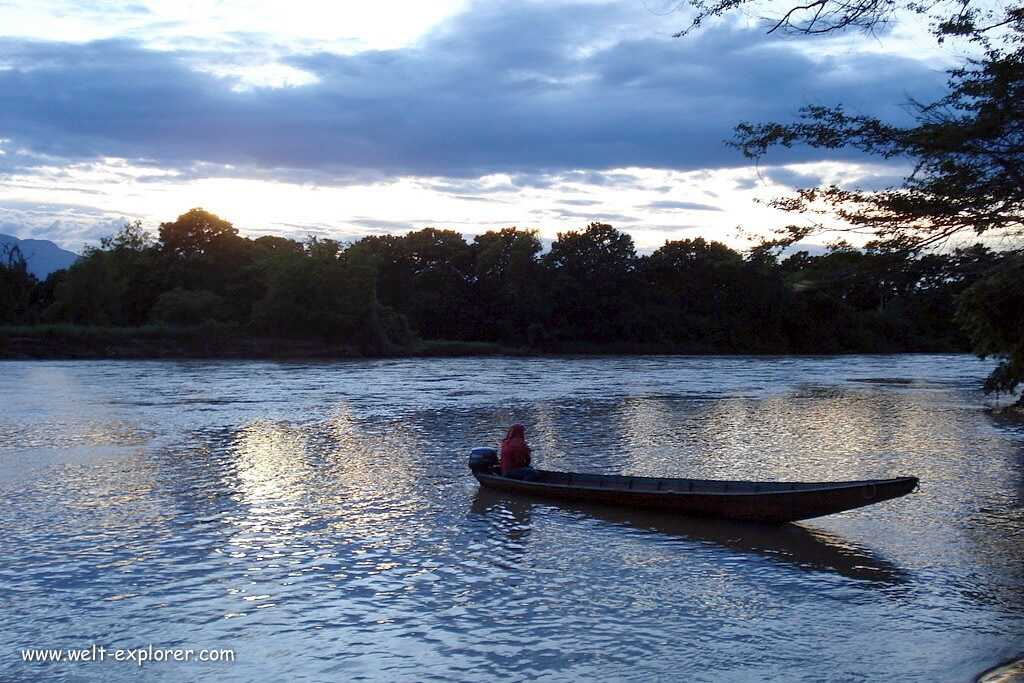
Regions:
[[469, 446, 498, 474]]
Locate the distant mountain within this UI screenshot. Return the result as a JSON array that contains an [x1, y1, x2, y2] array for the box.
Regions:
[[0, 234, 80, 279]]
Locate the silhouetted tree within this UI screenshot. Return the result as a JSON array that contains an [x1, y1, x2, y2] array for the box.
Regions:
[[956, 254, 1024, 399], [350, 228, 475, 340], [159, 208, 240, 260], [251, 236, 388, 348], [157, 209, 263, 321], [403, 228, 475, 339], [544, 223, 641, 343], [640, 238, 749, 348], [472, 227, 543, 342], [0, 243, 37, 324], [44, 221, 165, 326], [678, 0, 1024, 393], [8, 209, 1008, 361], [44, 247, 125, 325], [675, 0, 1018, 41]]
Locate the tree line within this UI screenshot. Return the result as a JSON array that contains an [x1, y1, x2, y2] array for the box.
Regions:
[[0, 208, 1013, 364]]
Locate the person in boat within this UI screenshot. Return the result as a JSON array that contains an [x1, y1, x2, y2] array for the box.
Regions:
[[500, 423, 538, 481]]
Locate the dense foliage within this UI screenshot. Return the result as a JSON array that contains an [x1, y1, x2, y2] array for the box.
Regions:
[[0, 209, 1010, 358], [674, 0, 1024, 398]]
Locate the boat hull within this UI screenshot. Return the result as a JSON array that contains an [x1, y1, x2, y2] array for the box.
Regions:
[[473, 470, 919, 523]]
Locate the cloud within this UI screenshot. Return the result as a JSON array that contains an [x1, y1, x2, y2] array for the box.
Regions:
[[557, 170, 646, 188], [0, 203, 133, 250], [637, 223, 704, 233], [646, 200, 722, 211], [0, 1, 949, 183], [347, 217, 423, 233], [764, 168, 824, 189], [557, 199, 603, 206], [537, 207, 642, 224], [424, 178, 519, 196]]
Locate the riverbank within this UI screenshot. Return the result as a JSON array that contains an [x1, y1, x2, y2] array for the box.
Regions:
[[994, 402, 1024, 422], [0, 325, 530, 360], [1, 323, 969, 361]]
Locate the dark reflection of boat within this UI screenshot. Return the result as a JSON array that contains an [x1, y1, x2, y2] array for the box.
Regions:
[[470, 488, 907, 584]]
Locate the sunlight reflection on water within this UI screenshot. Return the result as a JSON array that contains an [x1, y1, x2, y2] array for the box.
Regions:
[[0, 355, 1022, 682]]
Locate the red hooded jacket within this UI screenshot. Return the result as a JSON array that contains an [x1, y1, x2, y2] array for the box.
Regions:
[[500, 424, 531, 473]]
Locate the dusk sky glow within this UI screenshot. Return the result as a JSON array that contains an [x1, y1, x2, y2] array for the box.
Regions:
[[0, 0, 960, 253]]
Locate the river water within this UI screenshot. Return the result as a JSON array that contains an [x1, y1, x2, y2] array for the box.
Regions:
[[0, 355, 1022, 682]]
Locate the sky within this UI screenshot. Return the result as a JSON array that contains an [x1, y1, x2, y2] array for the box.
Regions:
[[0, 0, 962, 254]]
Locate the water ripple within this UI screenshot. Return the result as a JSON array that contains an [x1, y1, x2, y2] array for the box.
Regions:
[[0, 355, 1021, 682]]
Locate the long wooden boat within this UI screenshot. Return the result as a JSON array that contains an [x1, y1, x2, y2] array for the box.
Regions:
[[469, 451, 918, 523]]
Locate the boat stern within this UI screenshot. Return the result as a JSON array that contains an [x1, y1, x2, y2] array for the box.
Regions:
[[469, 446, 498, 475]]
